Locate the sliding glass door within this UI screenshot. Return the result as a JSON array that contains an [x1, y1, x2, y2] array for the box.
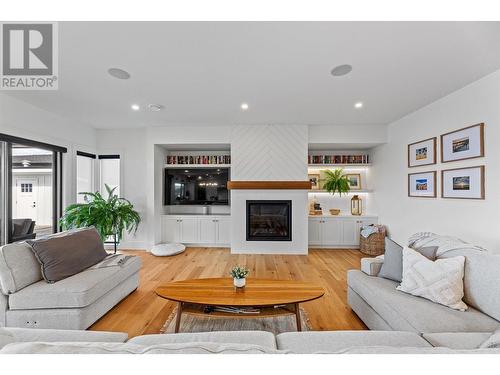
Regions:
[[0, 134, 65, 245]]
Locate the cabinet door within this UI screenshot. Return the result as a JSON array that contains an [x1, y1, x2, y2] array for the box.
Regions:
[[321, 218, 342, 245], [199, 217, 217, 243], [216, 217, 231, 245], [342, 219, 360, 246], [162, 217, 180, 242], [179, 217, 199, 243], [308, 218, 322, 246]]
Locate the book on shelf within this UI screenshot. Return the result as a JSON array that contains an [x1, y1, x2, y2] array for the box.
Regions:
[[166, 154, 231, 165], [308, 154, 369, 165]]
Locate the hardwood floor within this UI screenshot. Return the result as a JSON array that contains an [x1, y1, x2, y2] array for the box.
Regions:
[[90, 247, 367, 337]]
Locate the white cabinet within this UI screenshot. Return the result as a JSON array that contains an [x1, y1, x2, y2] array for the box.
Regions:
[[308, 218, 322, 246], [162, 215, 231, 246], [216, 217, 231, 244], [308, 216, 378, 248]]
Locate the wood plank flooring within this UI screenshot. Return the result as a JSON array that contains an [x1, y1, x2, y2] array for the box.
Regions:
[[90, 248, 367, 337]]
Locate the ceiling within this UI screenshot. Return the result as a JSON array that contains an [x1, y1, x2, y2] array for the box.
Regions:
[[7, 22, 500, 129]]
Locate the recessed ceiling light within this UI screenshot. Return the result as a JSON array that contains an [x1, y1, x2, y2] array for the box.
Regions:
[[240, 103, 249, 111], [331, 64, 352, 77], [131, 104, 140, 111], [108, 68, 131, 80], [354, 102, 363, 109], [148, 104, 164, 112]]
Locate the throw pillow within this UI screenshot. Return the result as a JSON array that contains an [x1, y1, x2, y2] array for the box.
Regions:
[[397, 247, 467, 311], [28, 227, 108, 283], [479, 329, 500, 349], [378, 237, 438, 282]]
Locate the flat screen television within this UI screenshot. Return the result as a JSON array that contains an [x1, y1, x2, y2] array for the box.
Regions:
[[164, 168, 230, 205]]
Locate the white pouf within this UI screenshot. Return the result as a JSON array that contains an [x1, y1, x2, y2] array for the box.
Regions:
[[151, 243, 186, 257]]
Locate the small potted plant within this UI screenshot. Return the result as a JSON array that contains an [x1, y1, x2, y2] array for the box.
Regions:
[[322, 168, 350, 215], [230, 265, 249, 288]]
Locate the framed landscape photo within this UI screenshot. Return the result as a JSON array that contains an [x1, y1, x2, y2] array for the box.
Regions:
[[441, 123, 484, 163], [408, 171, 436, 198], [345, 173, 361, 190], [408, 137, 436, 167], [308, 173, 320, 190], [441, 166, 484, 199]]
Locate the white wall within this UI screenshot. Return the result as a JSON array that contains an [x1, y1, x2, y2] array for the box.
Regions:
[[0, 93, 97, 210], [372, 69, 500, 252]]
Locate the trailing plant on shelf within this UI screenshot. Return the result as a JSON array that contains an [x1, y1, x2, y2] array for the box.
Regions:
[[59, 184, 141, 254], [322, 168, 351, 196], [230, 265, 249, 288]]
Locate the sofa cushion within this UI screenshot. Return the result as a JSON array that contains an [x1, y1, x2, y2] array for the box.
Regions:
[[8, 256, 141, 310], [0, 328, 15, 349], [0, 341, 284, 354], [276, 331, 431, 353], [3, 327, 128, 343], [0, 242, 42, 294], [422, 332, 492, 349], [28, 227, 108, 283], [439, 249, 500, 322], [348, 270, 500, 333], [128, 331, 277, 349], [479, 329, 500, 349]]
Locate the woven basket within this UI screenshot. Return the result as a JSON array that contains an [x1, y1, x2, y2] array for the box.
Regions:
[[359, 226, 386, 256]]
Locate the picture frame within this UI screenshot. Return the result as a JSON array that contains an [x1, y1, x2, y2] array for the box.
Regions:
[[440, 123, 484, 163], [308, 173, 320, 190], [345, 173, 361, 190], [441, 166, 485, 200], [407, 137, 436, 168], [408, 171, 436, 198]]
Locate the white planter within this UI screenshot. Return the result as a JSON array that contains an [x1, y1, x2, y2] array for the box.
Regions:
[[233, 277, 246, 288]]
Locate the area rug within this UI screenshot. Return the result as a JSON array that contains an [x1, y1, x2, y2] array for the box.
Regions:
[[161, 307, 312, 334]]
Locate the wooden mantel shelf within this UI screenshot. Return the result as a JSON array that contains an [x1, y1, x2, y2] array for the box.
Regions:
[[227, 181, 312, 190]]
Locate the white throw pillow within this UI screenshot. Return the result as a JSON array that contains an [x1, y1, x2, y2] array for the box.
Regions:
[[397, 247, 468, 311]]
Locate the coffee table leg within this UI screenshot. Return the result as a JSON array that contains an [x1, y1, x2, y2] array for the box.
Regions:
[[295, 303, 302, 331], [175, 302, 183, 333]]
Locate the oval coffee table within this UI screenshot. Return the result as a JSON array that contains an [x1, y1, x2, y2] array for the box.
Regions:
[[155, 278, 325, 333]]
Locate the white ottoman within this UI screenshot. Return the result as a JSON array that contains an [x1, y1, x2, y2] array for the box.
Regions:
[[151, 243, 186, 257]]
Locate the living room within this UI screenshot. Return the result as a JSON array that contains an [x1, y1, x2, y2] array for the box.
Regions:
[[1, 0, 500, 371]]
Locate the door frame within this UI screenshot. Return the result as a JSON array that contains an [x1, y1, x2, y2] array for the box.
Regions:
[[0, 133, 67, 244]]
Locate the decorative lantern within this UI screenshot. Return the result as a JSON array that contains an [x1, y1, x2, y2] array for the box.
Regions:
[[351, 195, 362, 216]]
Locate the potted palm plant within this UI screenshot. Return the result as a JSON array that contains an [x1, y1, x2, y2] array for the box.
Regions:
[[322, 168, 350, 215], [59, 184, 141, 253]]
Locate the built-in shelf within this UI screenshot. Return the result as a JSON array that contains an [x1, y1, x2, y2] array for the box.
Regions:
[[308, 164, 371, 168], [164, 164, 231, 169]]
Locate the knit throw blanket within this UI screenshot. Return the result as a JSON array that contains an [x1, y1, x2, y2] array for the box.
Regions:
[[90, 254, 135, 269], [408, 232, 486, 257]]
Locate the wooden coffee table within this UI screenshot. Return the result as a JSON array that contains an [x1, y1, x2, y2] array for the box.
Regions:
[[155, 278, 324, 333]]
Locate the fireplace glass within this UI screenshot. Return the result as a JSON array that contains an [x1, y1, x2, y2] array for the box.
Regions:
[[246, 200, 292, 241]]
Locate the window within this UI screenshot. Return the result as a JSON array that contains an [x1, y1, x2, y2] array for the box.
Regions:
[[99, 155, 120, 197], [76, 151, 96, 203]]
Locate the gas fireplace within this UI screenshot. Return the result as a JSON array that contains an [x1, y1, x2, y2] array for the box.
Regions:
[[246, 200, 292, 241]]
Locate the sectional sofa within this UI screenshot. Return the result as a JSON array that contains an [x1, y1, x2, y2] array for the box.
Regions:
[[1, 327, 499, 353], [0, 241, 141, 330], [347, 238, 500, 338]]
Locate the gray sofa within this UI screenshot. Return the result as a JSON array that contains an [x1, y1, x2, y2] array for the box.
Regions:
[[1, 327, 499, 353], [0, 241, 141, 330], [348, 239, 500, 334]]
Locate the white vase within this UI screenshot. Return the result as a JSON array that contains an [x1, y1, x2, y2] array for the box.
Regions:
[[233, 277, 246, 288]]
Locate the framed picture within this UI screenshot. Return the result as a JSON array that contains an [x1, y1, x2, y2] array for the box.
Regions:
[[308, 173, 320, 190], [408, 171, 436, 198], [441, 123, 484, 163], [441, 166, 484, 199], [408, 137, 436, 167], [345, 173, 361, 190]]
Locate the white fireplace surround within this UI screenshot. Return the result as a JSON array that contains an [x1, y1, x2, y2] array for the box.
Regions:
[[230, 189, 308, 254]]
